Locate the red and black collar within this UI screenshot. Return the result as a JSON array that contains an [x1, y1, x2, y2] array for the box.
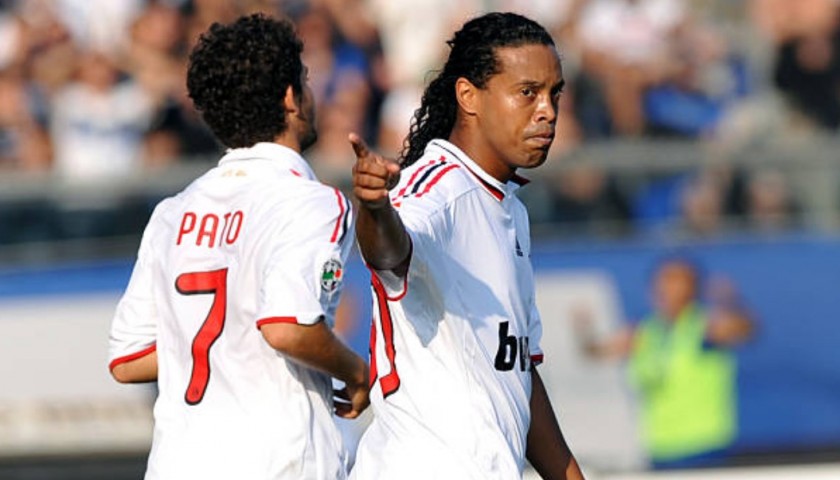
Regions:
[[429, 140, 528, 202]]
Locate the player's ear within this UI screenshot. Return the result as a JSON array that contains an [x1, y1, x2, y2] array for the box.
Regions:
[[283, 85, 299, 115], [455, 77, 478, 116]]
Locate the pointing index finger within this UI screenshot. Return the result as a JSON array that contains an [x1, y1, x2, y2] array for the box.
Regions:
[[348, 132, 370, 161]]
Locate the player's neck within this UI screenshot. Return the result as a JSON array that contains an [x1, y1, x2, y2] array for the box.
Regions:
[[272, 133, 302, 154], [448, 128, 514, 183]]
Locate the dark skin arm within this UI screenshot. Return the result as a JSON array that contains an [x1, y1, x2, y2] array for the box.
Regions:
[[349, 133, 410, 276], [527, 368, 586, 479]]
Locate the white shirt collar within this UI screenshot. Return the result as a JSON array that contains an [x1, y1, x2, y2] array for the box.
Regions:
[[426, 139, 528, 199], [218, 142, 317, 180]]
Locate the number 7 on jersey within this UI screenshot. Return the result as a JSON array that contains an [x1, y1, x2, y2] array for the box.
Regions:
[[176, 268, 228, 405]]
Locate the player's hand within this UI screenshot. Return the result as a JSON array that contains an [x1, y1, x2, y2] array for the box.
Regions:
[[350, 132, 400, 210], [333, 374, 370, 419]]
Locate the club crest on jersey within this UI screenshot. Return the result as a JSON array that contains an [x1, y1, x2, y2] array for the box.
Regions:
[[320, 259, 344, 293]]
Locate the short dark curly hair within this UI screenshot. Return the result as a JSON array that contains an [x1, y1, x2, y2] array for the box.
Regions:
[[401, 12, 555, 166], [186, 14, 304, 148]]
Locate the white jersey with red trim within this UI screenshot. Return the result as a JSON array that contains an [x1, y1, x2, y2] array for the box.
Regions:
[[108, 143, 354, 480], [351, 139, 543, 479]]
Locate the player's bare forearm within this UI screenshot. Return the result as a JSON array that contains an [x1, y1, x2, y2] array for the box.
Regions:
[[527, 369, 585, 480], [262, 320, 367, 385], [356, 204, 411, 275], [261, 320, 370, 417], [111, 350, 158, 383], [349, 132, 410, 275]]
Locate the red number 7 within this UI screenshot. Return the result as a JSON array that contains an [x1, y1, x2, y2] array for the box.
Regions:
[[176, 268, 228, 405]]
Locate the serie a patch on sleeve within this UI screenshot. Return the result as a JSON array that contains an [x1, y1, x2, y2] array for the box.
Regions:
[[320, 258, 344, 294]]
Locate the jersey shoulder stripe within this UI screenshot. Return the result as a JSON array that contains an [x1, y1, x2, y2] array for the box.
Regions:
[[394, 156, 446, 200], [330, 188, 351, 244], [432, 141, 512, 202], [253, 178, 348, 228], [392, 156, 466, 208], [415, 163, 460, 198]]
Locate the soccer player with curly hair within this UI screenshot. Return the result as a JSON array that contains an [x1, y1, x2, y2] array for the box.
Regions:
[[108, 14, 369, 479]]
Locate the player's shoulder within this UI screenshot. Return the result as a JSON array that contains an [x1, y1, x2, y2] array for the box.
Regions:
[[390, 145, 476, 210], [254, 178, 350, 236], [275, 176, 346, 211], [145, 192, 182, 227], [165, 166, 346, 224]]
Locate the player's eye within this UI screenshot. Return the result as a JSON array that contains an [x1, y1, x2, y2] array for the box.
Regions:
[[521, 87, 535, 98]]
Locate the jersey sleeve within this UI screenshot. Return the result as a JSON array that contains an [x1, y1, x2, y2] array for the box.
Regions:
[[108, 204, 165, 371], [370, 157, 461, 297], [528, 298, 544, 366], [372, 197, 451, 299], [257, 188, 353, 327]]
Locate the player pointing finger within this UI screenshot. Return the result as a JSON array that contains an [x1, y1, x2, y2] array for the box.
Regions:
[[350, 12, 584, 480], [350, 132, 401, 209]]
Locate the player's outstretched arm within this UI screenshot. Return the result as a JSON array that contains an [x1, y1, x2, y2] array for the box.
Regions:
[[261, 320, 369, 418], [111, 349, 158, 383], [526, 368, 585, 480], [349, 133, 410, 277]]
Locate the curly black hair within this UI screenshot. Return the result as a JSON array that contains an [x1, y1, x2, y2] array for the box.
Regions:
[[401, 12, 556, 166], [186, 14, 304, 148]]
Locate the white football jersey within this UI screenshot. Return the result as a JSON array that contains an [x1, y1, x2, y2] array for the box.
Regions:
[[351, 139, 543, 480], [109, 143, 354, 480]]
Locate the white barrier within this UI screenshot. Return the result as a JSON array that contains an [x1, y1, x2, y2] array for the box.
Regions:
[[0, 293, 153, 457]]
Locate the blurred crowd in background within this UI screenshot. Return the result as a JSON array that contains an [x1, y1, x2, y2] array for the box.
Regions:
[[1, 0, 840, 246]]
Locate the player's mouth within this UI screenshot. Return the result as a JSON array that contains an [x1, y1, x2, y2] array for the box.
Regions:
[[527, 132, 555, 149]]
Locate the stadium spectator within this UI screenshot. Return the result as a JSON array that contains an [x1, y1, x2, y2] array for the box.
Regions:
[[17, 2, 78, 98], [773, 25, 840, 131], [308, 70, 372, 189], [367, 0, 479, 156], [643, 22, 750, 138], [749, 0, 840, 131], [127, 2, 220, 162], [125, 2, 187, 109], [678, 173, 726, 236], [0, 68, 51, 173], [543, 163, 633, 235], [745, 168, 799, 231], [576, 0, 688, 136], [297, 4, 378, 186], [576, 257, 754, 469], [632, 167, 752, 238], [44, 0, 143, 54], [50, 50, 154, 181]]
